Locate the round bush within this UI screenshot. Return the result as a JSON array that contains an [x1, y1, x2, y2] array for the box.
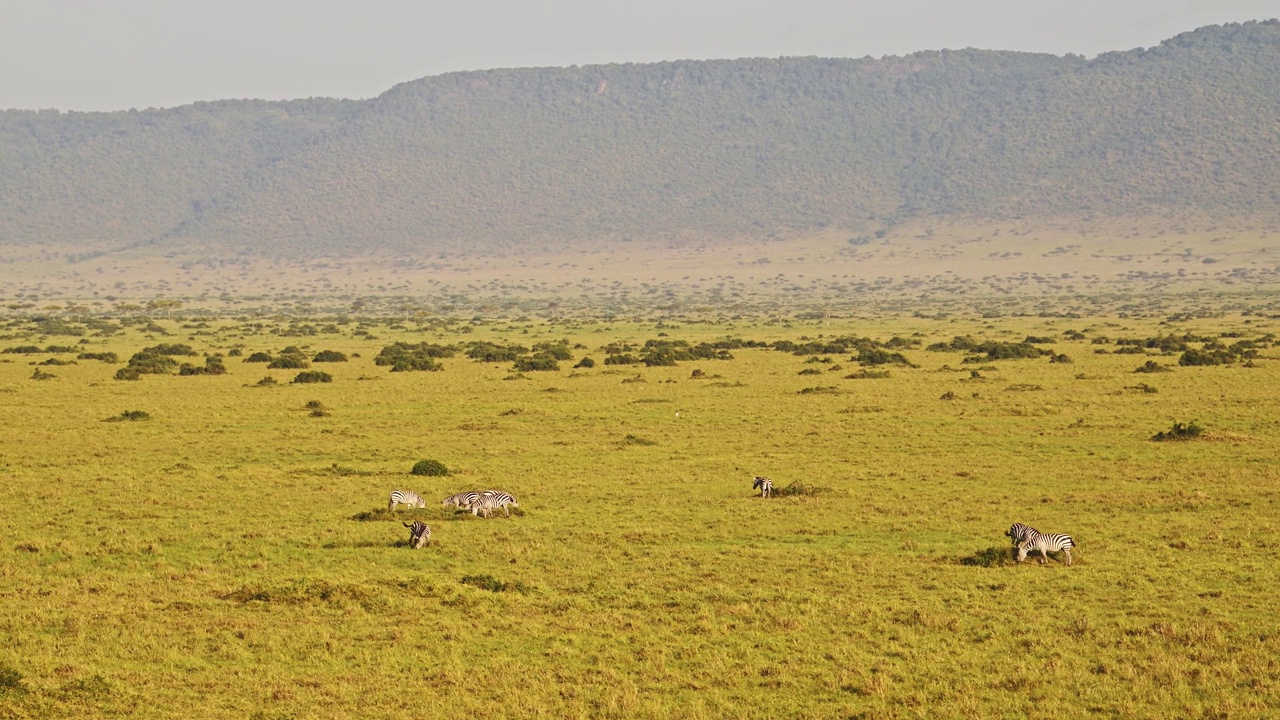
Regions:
[[292, 371, 332, 384], [410, 459, 449, 477]]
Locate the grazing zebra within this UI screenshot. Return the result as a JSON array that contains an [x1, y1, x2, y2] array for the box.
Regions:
[[403, 521, 431, 549], [752, 476, 773, 498], [388, 489, 425, 511], [442, 491, 481, 510], [1017, 529, 1075, 566], [1005, 523, 1036, 548], [468, 490, 518, 518]]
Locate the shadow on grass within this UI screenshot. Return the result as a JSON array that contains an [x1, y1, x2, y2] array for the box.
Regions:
[[959, 547, 1020, 567]]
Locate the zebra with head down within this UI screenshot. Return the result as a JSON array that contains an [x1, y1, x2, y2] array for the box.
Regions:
[[403, 521, 431, 549]]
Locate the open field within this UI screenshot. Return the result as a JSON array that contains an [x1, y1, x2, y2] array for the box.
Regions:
[[2, 217, 1277, 315], [2, 298, 1279, 718]]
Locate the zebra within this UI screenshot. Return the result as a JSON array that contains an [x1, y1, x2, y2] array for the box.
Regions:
[[403, 521, 431, 549], [468, 490, 518, 518], [388, 489, 426, 511], [1005, 523, 1036, 548], [1017, 529, 1075, 566], [752, 476, 773, 498], [442, 491, 481, 510]]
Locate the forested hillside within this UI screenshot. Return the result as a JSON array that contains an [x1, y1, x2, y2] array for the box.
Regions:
[[1, 21, 1276, 258]]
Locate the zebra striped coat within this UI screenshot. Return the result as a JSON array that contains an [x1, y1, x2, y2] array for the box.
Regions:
[[403, 521, 431, 549], [752, 476, 773, 498], [442, 491, 481, 509], [468, 491, 518, 518], [388, 489, 426, 511], [1005, 523, 1036, 548], [1017, 529, 1075, 566]]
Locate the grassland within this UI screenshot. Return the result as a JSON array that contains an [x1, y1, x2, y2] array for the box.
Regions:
[[1, 301, 1278, 719]]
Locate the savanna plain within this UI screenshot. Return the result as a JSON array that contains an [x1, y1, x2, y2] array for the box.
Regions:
[[2, 294, 1279, 719]]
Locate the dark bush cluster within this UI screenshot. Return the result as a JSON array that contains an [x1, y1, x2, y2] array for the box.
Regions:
[[410, 459, 450, 476], [375, 342, 454, 371], [268, 347, 310, 369], [312, 350, 348, 362], [292, 371, 332, 384], [178, 356, 227, 376], [1152, 421, 1204, 441]]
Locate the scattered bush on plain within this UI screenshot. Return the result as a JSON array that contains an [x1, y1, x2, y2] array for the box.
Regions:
[[410, 459, 450, 476], [1152, 421, 1204, 441]]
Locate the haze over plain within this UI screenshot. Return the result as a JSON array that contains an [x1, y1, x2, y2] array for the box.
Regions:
[[0, 4, 1276, 309]]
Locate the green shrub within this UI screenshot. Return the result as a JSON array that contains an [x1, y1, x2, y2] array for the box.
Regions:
[[1179, 348, 1235, 366], [1152, 421, 1204, 441], [410, 459, 450, 476], [244, 351, 273, 363], [313, 350, 348, 362], [574, 357, 596, 368], [513, 355, 559, 372], [773, 481, 832, 497], [292, 371, 332, 384], [269, 355, 310, 369], [114, 367, 142, 381], [77, 351, 119, 363], [1135, 360, 1171, 373]]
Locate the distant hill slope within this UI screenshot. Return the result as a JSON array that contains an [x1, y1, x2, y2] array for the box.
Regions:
[[1, 21, 1276, 258]]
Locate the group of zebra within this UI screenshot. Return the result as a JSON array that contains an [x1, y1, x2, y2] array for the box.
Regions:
[[387, 488, 520, 550], [751, 480, 1076, 567], [1005, 522, 1075, 566]]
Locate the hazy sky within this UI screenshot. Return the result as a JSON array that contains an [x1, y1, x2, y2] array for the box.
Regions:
[[2, 0, 1275, 111]]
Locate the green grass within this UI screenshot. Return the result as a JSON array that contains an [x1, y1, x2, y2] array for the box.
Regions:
[[0, 308, 1277, 718]]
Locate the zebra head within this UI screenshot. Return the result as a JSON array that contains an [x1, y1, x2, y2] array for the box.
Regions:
[[1015, 541, 1030, 563], [404, 521, 431, 548]]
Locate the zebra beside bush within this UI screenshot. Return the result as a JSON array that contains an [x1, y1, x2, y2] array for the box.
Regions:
[[403, 521, 431, 548], [1005, 522, 1036, 548], [752, 476, 773, 498], [1017, 529, 1075, 566], [468, 490, 518, 518], [388, 489, 426, 511], [442, 491, 480, 510]]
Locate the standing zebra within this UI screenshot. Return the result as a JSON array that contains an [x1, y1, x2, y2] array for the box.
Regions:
[[1005, 523, 1037, 548], [403, 521, 431, 549], [1017, 529, 1075, 566], [442, 491, 481, 510], [752, 476, 773, 498], [388, 489, 426, 511], [468, 490, 518, 518]]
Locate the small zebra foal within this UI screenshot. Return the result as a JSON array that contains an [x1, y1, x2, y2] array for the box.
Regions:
[[1017, 529, 1075, 566], [468, 491, 518, 518], [752, 476, 773, 498], [388, 489, 426, 511]]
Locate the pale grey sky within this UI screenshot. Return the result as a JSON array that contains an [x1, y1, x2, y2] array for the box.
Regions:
[[1, 0, 1275, 111]]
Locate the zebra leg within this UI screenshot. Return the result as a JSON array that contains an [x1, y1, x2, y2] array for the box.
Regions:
[[1039, 548, 1049, 564], [1063, 548, 1073, 566]]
